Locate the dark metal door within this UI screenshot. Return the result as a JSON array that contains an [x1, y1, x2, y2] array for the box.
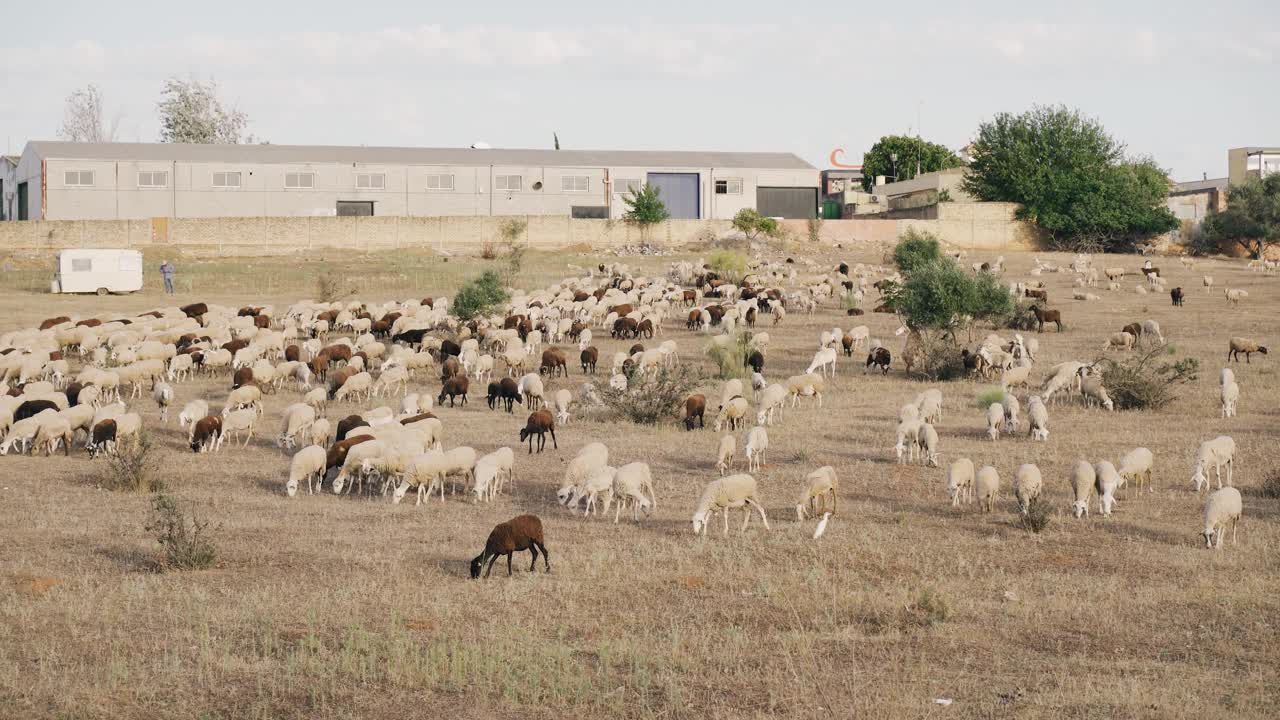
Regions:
[[336, 201, 374, 217], [17, 182, 28, 221], [645, 173, 700, 219], [757, 187, 817, 219]]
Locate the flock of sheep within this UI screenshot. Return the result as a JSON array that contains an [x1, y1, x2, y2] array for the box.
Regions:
[[0, 246, 1269, 570]]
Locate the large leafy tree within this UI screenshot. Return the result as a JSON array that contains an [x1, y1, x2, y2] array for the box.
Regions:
[[1201, 174, 1280, 259], [622, 185, 670, 226], [962, 105, 1177, 252], [861, 135, 963, 191], [157, 77, 253, 144]]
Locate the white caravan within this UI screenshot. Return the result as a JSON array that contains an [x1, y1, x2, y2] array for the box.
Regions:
[[50, 249, 145, 295]]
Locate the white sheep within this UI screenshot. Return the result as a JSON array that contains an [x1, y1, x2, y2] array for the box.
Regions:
[[713, 396, 750, 432], [1027, 396, 1049, 441], [715, 434, 736, 476], [895, 418, 924, 462], [1221, 381, 1239, 418], [310, 418, 332, 447], [755, 383, 788, 426], [1117, 447, 1154, 493], [1191, 436, 1235, 491], [558, 442, 610, 504], [1141, 319, 1164, 345], [605, 462, 657, 522], [744, 425, 769, 472], [1068, 460, 1096, 518], [945, 458, 975, 507], [552, 388, 573, 425], [152, 380, 174, 423], [975, 465, 1000, 512], [1094, 460, 1124, 516], [221, 408, 258, 448], [1014, 463, 1043, 514], [914, 388, 943, 424], [285, 445, 327, 496], [986, 402, 1004, 441], [566, 465, 617, 516], [1080, 376, 1114, 412], [806, 347, 838, 377], [277, 403, 316, 449], [691, 473, 770, 536], [1199, 487, 1242, 549], [796, 465, 838, 521], [178, 399, 209, 437], [1104, 331, 1135, 352], [917, 422, 940, 467], [785, 373, 825, 408], [1003, 393, 1021, 433]]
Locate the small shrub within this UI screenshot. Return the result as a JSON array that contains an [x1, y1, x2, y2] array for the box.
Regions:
[[1004, 299, 1039, 331], [1099, 345, 1199, 411], [146, 492, 218, 571], [479, 240, 499, 260], [599, 365, 704, 425], [704, 332, 751, 380], [731, 208, 779, 240], [707, 250, 748, 284], [1259, 472, 1280, 499], [792, 448, 810, 463], [903, 588, 949, 628], [892, 228, 942, 273], [806, 217, 823, 243], [910, 333, 967, 381], [98, 432, 163, 493], [1019, 495, 1052, 534], [450, 271, 510, 321], [316, 269, 355, 303], [497, 217, 527, 244], [975, 387, 1007, 409]]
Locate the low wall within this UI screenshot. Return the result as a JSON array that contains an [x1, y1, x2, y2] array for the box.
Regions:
[[0, 203, 1043, 256]]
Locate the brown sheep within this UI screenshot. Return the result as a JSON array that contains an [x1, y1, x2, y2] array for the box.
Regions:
[[684, 394, 706, 431], [612, 317, 639, 339], [232, 367, 255, 389], [608, 303, 634, 317], [334, 414, 366, 442], [325, 436, 372, 475], [540, 348, 568, 378], [1029, 305, 1063, 333], [323, 345, 353, 365], [637, 319, 655, 338], [1122, 322, 1143, 340], [580, 346, 598, 374], [438, 375, 469, 407], [866, 347, 891, 375], [39, 316, 71, 330], [88, 419, 117, 458], [189, 415, 222, 453], [470, 514, 550, 578], [487, 378, 522, 413], [1024, 288, 1048, 301], [440, 356, 462, 380], [284, 344, 301, 362], [327, 366, 357, 400], [519, 409, 557, 453], [308, 353, 330, 381]]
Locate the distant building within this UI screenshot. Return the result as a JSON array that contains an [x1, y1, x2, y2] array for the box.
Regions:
[[5, 141, 820, 222], [874, 167, 972, 212], [1227, 147, 1280, 186], [0, 156, 17, 221], [1167, 176, 1228, 246]]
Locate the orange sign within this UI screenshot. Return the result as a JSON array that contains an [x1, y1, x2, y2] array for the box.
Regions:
[[828, 148, 862, 169]]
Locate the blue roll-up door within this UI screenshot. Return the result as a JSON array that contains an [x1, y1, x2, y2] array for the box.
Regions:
[[646, 173, 700, 219]]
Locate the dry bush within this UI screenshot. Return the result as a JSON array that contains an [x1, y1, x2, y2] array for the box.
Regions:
[[145, 492, 218, 571], [600, 365, 703, 425], [98, 432, 163, 493], [479, 240, 499, 260], [1099, 345, 1199, 410], [910, 333, 967, 381], [1258, 472, 1280, 499], [903, 588, 949, 628], [1019, 495, 1053, 534]]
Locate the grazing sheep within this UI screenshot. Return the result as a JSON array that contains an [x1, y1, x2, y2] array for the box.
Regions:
[[1094, 461, 1124, 516], [470, 514, 550, 578], [755, 384, 788, 426], [806, 347, 838, 377], [917, 422, 940, 467], [975, 465, 1000, 512], [557, 443, 610, 506], [310, 417, 332, 447], [221, 408, 258, 448], [1001, 363, 1032, 390], [516, 373, 546, 411], [691, 473, 770, 536], [1027, 396, 1049, 441], [796, 466, 838, 521], [1080, 376, 1115, 412], [178, 399, 209, 436], [225, 385, 263, 415], [1221, 381, 1240, 418], [1199, 487, 1242, 550], [895, 419, 924, 463], [438, 375, 469, 407], [865, 347, 891, 374], [785, 373, 825, 408], [519, 409, 557, 453], [715, 434, 736, 475], [1117, 447, 1155, 493], [1014, 463, 1043, 514], [1224, 288, 1248, 305], [1227, 337, 1268, 363], [1068, 460, 1096, 518], [189, 415, 222, 454], [744, 425, 769, 472], [1191, 436, 1235, 491], [945, 458, 976, 507], [1141, 320, 1164, 344], [564, 465, 618, 516], [713, 396, 750, 432], [1104, 331, 1135, 352], [277, 403, 317, 449], [552, 388, 573, 425], [986, 402, 1004, 441], [285, 445, 328, 496], [914, 388, 943, 424], [1003, 393, 1021, 433], [605, 462, 657, 522], [1202, 275, 1214, 293]]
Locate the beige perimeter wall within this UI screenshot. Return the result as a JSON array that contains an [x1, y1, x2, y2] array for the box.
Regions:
[[0, 202, 1042, 257]]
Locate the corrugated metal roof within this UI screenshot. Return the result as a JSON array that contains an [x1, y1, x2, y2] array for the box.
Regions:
[[1172, 177, 1227, 194], [24, 141, 816, 170]]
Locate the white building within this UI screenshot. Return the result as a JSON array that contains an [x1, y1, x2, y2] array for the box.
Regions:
[[5, 141, 820, 222]]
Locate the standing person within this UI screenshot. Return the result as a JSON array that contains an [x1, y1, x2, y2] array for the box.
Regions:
[[160, 259, 175, 295]]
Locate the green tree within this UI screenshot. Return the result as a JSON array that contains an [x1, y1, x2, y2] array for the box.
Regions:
[[962, 105, 1177, 252], [450, 271, 510, 321], [731, 208, 779, 239], [157, 76, 253, 144], [861, 135, 964, 191], [622, 185, 670, 226], [1201, 174, 1280, 259], [892, 228, 942, 273]]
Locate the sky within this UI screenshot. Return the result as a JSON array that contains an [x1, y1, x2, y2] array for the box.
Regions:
[[1, 0, 1277, 180]]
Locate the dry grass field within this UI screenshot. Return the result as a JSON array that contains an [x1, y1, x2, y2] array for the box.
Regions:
[[1, 244, 1278, 720]]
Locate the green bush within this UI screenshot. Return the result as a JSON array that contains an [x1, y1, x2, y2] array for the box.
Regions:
[[704, 332, 752, 380], [450, 271, 510, 321], [146, 493, 218, 571], [707, 250, 747, 283], [1004, 299, 1040, 331], [904, 588, 949, 628], [1019, 495, 1052, 534], [622, 185, 670, 227], [892, 228, 943, 273], [974, 387, 1008, 409], [600, 365, 704, 425], [1099, 345, 1200, 410], [731, 208, 779, 240]]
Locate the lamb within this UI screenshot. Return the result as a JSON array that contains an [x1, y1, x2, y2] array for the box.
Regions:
[[945, 458, 975, 507], [713, 396, 750, 432], [975, 465, 1000, 512], [691, 473, 770, 536], [1117, 447, 1155, 493], [557, 443, 610, 505], [1068, 460, 1096, 518], [470, 514, 550, 578], [277, 403, 317, 449], [565, 465, 617, 516], [986, 402, 1004, 441], [1104, 331, 1136, 352], [1014, 463, 1043, 514], [1094, 460, 1124, 516], [1199, 487, 1242, 550], [796, 466, 838, 521], [518, 409, 557, 453], [1221, 380, 1239, 418], [605, 462, 657, 522], [1227, 337, 1268, 363], [1027, 395, 1049, 441], [1191, 436, 1235, 491], [715, 434, 736, 475], [744, 425, 769, 472], [285, 445, 328, 496]]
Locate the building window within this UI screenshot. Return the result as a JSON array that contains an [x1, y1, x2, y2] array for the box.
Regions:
[[137, 171, 168, 188], [356, 172, 385, 190], [426, 174, 455, 191], [285, 172, 316, 189], [561, 175, 589, 192], [213, 171, 242, 188], [71, 258, 92, 272], [715, 178, 743, 195], [64, 170, 95, 187], [613, 178, 641, 195], [494, 175, 522, 192]]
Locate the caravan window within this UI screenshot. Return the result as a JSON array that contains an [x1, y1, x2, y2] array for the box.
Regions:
[[71, 258, 92, 272]]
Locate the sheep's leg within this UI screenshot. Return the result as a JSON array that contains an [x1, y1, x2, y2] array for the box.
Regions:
[[528, 545, 539, 571]]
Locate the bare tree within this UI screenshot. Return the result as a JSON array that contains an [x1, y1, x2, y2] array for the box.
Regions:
[[58, 84, 118, 143], [157, 77, 252, 144]]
